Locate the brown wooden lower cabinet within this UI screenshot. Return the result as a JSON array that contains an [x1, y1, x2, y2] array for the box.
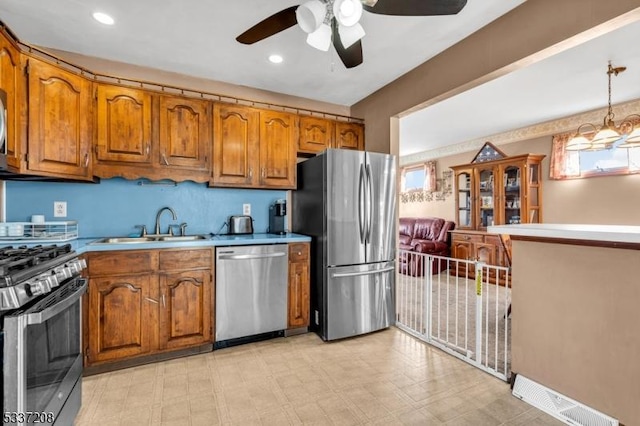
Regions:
[[84, 248, 213, 367], [450, 230, 510, 283], [288, 243, 310, 328]]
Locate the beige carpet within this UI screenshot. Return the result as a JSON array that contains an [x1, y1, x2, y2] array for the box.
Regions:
[[396, 269, 511, 379]]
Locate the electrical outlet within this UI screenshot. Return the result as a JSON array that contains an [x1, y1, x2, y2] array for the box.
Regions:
[[54, 201, 67, 218], [243, 203, 251, 215]]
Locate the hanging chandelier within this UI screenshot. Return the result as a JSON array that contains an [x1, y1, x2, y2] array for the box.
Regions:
[[566, 62, 640, 151]]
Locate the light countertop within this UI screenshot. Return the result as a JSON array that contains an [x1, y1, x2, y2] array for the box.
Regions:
[[487, 223, 640, 244], [1, 233, 311, 253]]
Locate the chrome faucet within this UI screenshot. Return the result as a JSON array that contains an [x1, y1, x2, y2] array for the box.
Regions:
[[155, 207, 177, 235]]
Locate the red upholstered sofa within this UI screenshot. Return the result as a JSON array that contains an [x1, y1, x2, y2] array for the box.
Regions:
[[398, 217, 455, 276]]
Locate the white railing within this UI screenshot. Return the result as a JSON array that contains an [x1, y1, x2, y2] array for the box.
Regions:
[[396, 250, 512, 381]]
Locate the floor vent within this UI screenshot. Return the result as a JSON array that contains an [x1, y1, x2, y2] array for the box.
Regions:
[[512, 375, 618, 426]]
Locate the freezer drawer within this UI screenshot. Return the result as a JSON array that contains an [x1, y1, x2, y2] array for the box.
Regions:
[[215, 245, 288, 342], [325, 261, 395, 341]]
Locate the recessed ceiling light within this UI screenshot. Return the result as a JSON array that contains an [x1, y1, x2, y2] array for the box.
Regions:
[[93, 12, 114, 25], [268, 54, 283, 64]]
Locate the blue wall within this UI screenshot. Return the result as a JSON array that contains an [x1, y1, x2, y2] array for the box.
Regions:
[[7, 178, 286, 238]]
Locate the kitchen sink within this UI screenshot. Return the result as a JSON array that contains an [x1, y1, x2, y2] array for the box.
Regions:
[[156, 235, 208, 242], [92, 235, 209, 244]]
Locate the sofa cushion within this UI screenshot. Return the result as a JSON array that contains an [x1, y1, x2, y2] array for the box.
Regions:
[[399, 218, 415, 239], [412, 217, 445, 241]]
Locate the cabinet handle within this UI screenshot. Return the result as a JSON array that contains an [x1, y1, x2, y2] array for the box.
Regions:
[[146, 143, 150, 155], [162, 153, 170, 166], [84, 153, 89, 167], [145, 297, 159, 304], [161, 293, 166, 308], [261, 167, 266, 178], [249, 167, 253, 179]]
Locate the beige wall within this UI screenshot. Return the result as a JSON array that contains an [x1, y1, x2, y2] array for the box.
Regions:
[[352, 0, 640, 154], [400, 135, 640, 225], [512, 239, 640, 424]]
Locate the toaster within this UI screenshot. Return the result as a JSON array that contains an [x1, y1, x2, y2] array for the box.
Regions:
[[228, 215, 254, 235]]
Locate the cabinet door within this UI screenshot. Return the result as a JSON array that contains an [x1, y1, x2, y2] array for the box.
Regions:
[[334, 122, 364, 151], [88, 274, 154, 364], [475, 166, 496, 229], [212, 103, 259, 186], [159, 270, 212, 350], [288, 243, 310, 328], [27, 59, 92, 179], [259, 110, 297, 188], [159, 95, 211, 172], [475, 241, 497, 265], [451, 238, 474, 261], [0, 34, 24, 170], [95, 84, 152, 165], [501, 163, 523, 226], [298, 116, 333, 154], [455, 170, 474, 229]]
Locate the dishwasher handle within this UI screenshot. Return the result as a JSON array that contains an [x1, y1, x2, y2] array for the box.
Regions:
[[331, 266, 395, 278], [218, 252, 287, 260]]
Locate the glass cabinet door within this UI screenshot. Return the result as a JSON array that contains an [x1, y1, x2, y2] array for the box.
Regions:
[[456, 171, 473, 228], [527, 162, 541, 223], [477, 168, 494, 228], [502, 164, 522, 225]]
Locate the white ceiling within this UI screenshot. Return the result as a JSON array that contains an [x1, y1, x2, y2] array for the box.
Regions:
[[0, 0, 524, 106], [400, 19, 640, 157]]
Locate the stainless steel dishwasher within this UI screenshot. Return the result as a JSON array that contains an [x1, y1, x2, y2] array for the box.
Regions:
[[215, 244, 288, 346]]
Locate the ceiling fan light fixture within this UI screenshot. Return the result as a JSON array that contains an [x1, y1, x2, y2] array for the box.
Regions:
[[333, 0, 363, 27], [338, 22, 365, 48], [306, 23, 332, 51], [296, 0, 326, 33]]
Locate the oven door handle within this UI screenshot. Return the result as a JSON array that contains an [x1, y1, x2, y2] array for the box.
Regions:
[[27, 278, 88, 325]]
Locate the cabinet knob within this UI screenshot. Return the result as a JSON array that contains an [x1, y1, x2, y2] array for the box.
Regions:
[[162, 153, 170, 166], [84, 153, 89, 167]]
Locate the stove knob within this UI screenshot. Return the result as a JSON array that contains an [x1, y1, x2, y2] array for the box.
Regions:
[[28, 281, 46, 296], [56, 267, 71, 281], [49, 274, 60, 288]]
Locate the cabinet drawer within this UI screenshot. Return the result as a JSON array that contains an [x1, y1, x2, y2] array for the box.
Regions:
[[88, 250, 156, 275], [159, 249, 212, 270], [289, 243, 309, 262], [452, 233, 483, 244]]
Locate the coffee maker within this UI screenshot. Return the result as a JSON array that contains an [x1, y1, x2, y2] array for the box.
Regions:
[[269, 199, 287, 235]]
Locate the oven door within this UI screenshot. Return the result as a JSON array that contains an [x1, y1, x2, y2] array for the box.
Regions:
[[3, 277, 87, 426]]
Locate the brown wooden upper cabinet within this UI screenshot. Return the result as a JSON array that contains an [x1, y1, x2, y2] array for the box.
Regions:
[[335, 121, 364, 151], [259, 110, 297, 188], [298, 116, 334, 154], [95, 85, 152, 167], [211, 103, 297, 189], [27, 58, 93, 180], [158, 95, 211, 174], [0, 31, 24, 171], [94, 84, 211, 182], [298, 117, 364, 155]]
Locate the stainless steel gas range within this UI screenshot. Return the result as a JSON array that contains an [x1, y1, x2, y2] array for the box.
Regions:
[[0, 244, 87, 426]]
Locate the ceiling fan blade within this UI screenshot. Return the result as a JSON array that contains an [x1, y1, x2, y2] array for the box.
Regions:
[[332, 19, 363, 69], [236, 6, 298, 44], [363, 0, 467, 16]]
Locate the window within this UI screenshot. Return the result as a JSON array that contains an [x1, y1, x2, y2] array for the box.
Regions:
[[550, 133, 640, 179], [401, 162, 435, 193]]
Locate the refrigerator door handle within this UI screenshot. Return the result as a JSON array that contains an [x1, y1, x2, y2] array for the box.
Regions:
[[358, 163, 366, 243], [331, 266, 395, 278], [365, 163, 373, 244]]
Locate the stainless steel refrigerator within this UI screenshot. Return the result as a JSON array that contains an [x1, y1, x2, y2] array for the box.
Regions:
[[292, 149, 396, 341]]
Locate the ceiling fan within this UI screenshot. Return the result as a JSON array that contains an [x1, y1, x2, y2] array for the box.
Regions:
[[236, 0, 468, 69]]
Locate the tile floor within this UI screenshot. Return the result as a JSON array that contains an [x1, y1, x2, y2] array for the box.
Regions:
[[76, 327, 562, 425]]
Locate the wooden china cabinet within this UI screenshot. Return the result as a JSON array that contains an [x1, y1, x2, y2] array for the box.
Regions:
[[449, 143, 545, 278]]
